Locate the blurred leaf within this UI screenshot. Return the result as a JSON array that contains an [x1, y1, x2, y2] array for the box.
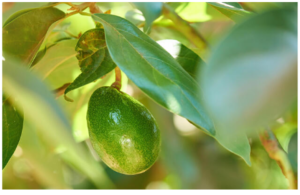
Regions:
[[273, 123, 297, 152], [133, 2, 163, 33], [200, 7, 297, 149], [3, 7, 65, 66], [224, 2, 243, 9], [32, 39, 78, 79], [208, 2, 251, 22], [3, 8, 35, 27], [125, 9, 145, 26], [287, 132, 297, 173], [2, 99, 23, 169], [92, 14, 215, 136], [3, 59, 115, 188], [174, 2, 211, 22], [157, 40, 204, 79], [65, 29, 117, 95]]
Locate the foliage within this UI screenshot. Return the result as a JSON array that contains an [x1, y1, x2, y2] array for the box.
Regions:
[[2, 2, 297, 189]]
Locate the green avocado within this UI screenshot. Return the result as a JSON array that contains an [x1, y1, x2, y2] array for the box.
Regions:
[[87, 86, 161, 175]]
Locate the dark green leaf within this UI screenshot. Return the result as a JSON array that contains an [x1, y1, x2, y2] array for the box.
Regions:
[[92, 14, 215, 136], [200, 8, 297, 142], [208, 2, 251, 22], [157, 40, 204, 79], [287, 132, 297, 173], [133, 2, 163, 33], [3, 7, 65, 66], [2, 99, 23, 169], [65, 29, 117, 95]]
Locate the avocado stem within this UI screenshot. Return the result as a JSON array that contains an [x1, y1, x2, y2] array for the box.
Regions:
[[111, 66, 122, 91]]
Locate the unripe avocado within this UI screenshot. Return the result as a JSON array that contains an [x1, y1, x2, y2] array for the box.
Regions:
[[87, 86, 161, 175]]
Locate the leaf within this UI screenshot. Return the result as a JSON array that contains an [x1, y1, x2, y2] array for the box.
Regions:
[[133, 2, 163, 33], [157, 40, 204, 79], [125, 9, 145, 27], [32, 39, 78, 79], [200, 8, 297, 163], [92, 14, 215, 136], [172, 2, 212, 22], [224, 2, 243, 9], [287, 132, 297, 173], [65, 29, 117, 95], [2, 99, 23, 169], [2, 59, 115, 188], [208, 2, 251, 22], [3, 7, 65, 66]]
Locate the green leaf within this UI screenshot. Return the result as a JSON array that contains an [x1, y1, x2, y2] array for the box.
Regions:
[[65, 29, 117, 95], [133, 2, 163, 33], [157, 40, 204, 79], [287, 132, 297, 173], [92, 14, 215, 136], [208, 2, 251, 22], [224, 2, 243, 9], [32, 39, 78, 79], [125, 9, 145, 27], [3, 8, 35, 27], [200, 7, 297, 164], [2, 59, 115, 188], [3, 7, 65, 66], [2, 99, 23, 169]]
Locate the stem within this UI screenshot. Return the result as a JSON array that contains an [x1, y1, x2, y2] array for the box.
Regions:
[[111, 67, 122, 91], [259, 128, 297, 189], [161, 3, 209, 50], [53, 83, 71, 99]]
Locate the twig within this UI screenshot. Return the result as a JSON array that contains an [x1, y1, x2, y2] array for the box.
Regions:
[[111, 67, 122, 91], [259, 128, 297, 189], [161, 3, 209, 50]]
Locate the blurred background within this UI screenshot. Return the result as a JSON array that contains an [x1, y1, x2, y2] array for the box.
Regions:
[[2, 2, 297, 189]]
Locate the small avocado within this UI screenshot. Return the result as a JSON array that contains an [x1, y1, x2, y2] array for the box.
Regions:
[[87, 86, 161, 175]]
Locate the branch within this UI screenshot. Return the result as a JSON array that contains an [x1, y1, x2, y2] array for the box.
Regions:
[[259, 128, 297, 189], [161, 3, 209, 50]]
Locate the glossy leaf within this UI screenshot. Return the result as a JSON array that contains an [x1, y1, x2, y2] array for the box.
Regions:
[[3, 7, 65, 66], [133, 2, 163, 33], [157, 40, 204, 79], [32, 39, 78, 79], [200, 7, 297, 161], [208, 2, 251, 22], [2, 99, 23, 169], [2, 59, 115, 188], [65, 29, 117, 95], [92, 14, 215, 136]]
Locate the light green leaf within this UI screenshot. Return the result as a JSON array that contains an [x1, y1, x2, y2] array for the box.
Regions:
[[92, 13, 215, 136], [157, 39, 204, 79], [65, 29, 117, 95], [3, 7, 65, 66], [2, 98, 23, 169], [133, 2, 163, 33], [3, 59, 115, 188], [208, 2, 251, 22], [125, 9, 145, 27], [200, 8, 297, 165], [32, 39, 78, 79]]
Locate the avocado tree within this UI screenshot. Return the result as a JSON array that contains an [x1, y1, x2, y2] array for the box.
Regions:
[[2, 2, 297, 189]]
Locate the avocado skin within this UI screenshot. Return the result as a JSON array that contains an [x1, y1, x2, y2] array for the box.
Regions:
[[87, 86, 161, 175]]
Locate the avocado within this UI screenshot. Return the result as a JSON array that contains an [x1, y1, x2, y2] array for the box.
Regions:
[[87, 86, 161, 175]]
